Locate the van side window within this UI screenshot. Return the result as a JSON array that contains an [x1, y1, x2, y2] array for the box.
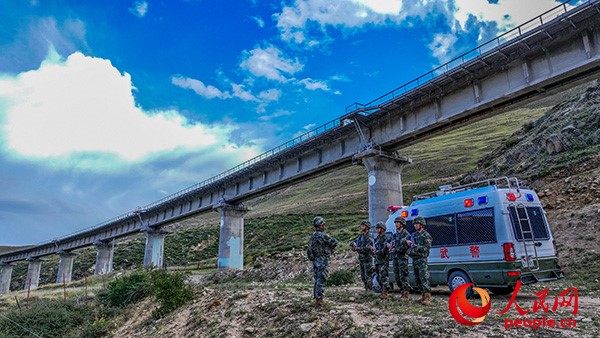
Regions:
[[509, 206, 550, 240], [457, 208, 496, 245], [428, 214, 457, 247]]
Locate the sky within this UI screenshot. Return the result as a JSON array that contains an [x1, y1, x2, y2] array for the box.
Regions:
[[0, 0, 576, 246]]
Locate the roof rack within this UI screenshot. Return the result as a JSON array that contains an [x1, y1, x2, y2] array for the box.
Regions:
[[413, 177, 522, 200]]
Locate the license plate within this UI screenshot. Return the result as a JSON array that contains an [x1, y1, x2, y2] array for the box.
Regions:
[[521, 256, 535, 268]]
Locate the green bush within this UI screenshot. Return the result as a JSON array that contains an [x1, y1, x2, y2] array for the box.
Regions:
[[149, 269, 194, 318], [100, 271, 152, 308], [326, 269, 355, 286], [0, 299, 95, 338]]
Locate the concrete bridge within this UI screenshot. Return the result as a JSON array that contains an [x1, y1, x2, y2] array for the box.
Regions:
[[2, 0, 600, 294]]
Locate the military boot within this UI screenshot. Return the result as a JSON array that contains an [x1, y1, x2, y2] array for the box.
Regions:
[[400, 291, 410, 299], [421, 293, 432, 305], [380, 290, 389, 300], [415, 293, 425, 303], [315, 298, 324, 307]]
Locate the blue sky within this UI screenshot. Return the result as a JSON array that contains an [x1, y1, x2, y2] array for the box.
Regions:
[[0, 0, 574, 245]]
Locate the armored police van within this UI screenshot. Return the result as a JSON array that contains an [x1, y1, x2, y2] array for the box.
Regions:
[[385, 177, 565, 295]]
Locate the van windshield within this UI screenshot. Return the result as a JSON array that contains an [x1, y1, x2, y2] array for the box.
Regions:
[[509, 206, 550, 240]]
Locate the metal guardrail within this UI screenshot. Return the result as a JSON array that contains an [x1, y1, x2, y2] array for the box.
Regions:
[[22, 0, 586, 246]]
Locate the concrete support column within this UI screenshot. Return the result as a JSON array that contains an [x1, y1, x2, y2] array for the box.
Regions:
[[56, 251, 77, 284], [0, 263, 13, 295], [94, 241, 115, 275], [25, 258, 43, 290], [143, 228, 168, 268], [355, 149, 412, 228], [214, 203, 251, 271]]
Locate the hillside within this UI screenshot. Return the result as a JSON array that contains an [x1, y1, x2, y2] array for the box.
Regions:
[[1, 81, 599, 337]]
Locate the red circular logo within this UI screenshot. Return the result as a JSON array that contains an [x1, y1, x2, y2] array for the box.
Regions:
[[448, 283, 491, 326]]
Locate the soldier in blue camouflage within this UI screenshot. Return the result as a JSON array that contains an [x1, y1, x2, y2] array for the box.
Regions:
[[373, 221, 391, 299], [306, 216, 338, 307], [352, 220, 374, 292], [407, 216, 433, 305], [391, 216, 411, 299]]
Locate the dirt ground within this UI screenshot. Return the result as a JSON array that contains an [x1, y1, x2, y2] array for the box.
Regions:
[[102, 246, 598, 338]]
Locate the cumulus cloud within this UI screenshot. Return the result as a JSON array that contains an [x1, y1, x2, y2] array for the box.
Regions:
[[171, 75, 232, 99], [0, 52, 264, 171], [240, 45, 303, 82], [274, 0, 407, 45], [429, 33, 458, 63], [129, 1, 149, 18], [298, 78, 330, 91], [274, 0, 571, 61]]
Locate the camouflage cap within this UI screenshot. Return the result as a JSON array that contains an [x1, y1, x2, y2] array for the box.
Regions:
[[312, 216, 325, 226], [393, 217, 406, 225], [413, 216, 427, 226], [360, 220, 371, 227], [375, 221, 386, 230]]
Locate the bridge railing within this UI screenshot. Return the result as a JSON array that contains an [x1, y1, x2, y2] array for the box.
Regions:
[[17, 0, 586, 248], [344, 0, 577, 114]]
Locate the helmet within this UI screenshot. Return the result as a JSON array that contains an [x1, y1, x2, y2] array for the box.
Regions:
[[360, 220, 371, 227], [375, 221, 386, 230], [312, 216, 325, 227], [413, 216, 427, 226], [394, 217, 406, 225]]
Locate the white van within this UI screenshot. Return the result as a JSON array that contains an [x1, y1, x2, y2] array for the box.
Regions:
[[385, 177, 565, 295]]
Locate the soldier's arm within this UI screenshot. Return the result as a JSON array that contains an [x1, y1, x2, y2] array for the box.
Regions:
[[417, 233, 433, 255], [326, 233, 338, 250]]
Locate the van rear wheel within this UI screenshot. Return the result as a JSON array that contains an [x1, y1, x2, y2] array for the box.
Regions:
[[448, 270, 473, 298]]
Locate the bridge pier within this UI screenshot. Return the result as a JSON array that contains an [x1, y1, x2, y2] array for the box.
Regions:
[[355, 149, 412, 227], [56, 251, 77, 284], [94, 241, 115, 275], [214, 203, 250, 271], [25, 258, 43, 290], [0, 263, 13, 294], [143, 228, 168, 268]]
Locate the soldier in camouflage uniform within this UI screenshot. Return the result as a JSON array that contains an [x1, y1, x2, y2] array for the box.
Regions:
[[352, 220, 374, 291], [391, 216, 411, 299], [373, 221, 391, 299], [306, 216, 338, 307], [407, 216, 433, 305]]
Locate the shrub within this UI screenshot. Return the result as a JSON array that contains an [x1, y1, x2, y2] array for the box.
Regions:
[[0, 299, 95, 338], [326, 269, 355, 286], [148, 269, 194, 318], [101, 271, 152, 308]]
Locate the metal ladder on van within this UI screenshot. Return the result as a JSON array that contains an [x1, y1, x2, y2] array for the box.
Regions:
[[510, 203, 540, 271]]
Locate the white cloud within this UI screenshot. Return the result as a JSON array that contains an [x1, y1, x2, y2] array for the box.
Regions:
[[298, 78, 330, 91], [240, 45, 303, 81], [129, 1, 149, 18], [171, 75, 232, 99], [251, 16, 265, 28], [428, 33, 458, 63], [0, 52, 264, 171], [352, 0, 402, 15], [258, 88, 282, 102], [454, 0, 569, 32], [274, 0, 407, 45], [258, 109, 293, 121], [275, 0, 571, 63], [231, 83, 258, 102]]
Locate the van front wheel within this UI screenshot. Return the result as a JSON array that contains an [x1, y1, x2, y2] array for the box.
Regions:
[[448, 270, 473, 298]]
